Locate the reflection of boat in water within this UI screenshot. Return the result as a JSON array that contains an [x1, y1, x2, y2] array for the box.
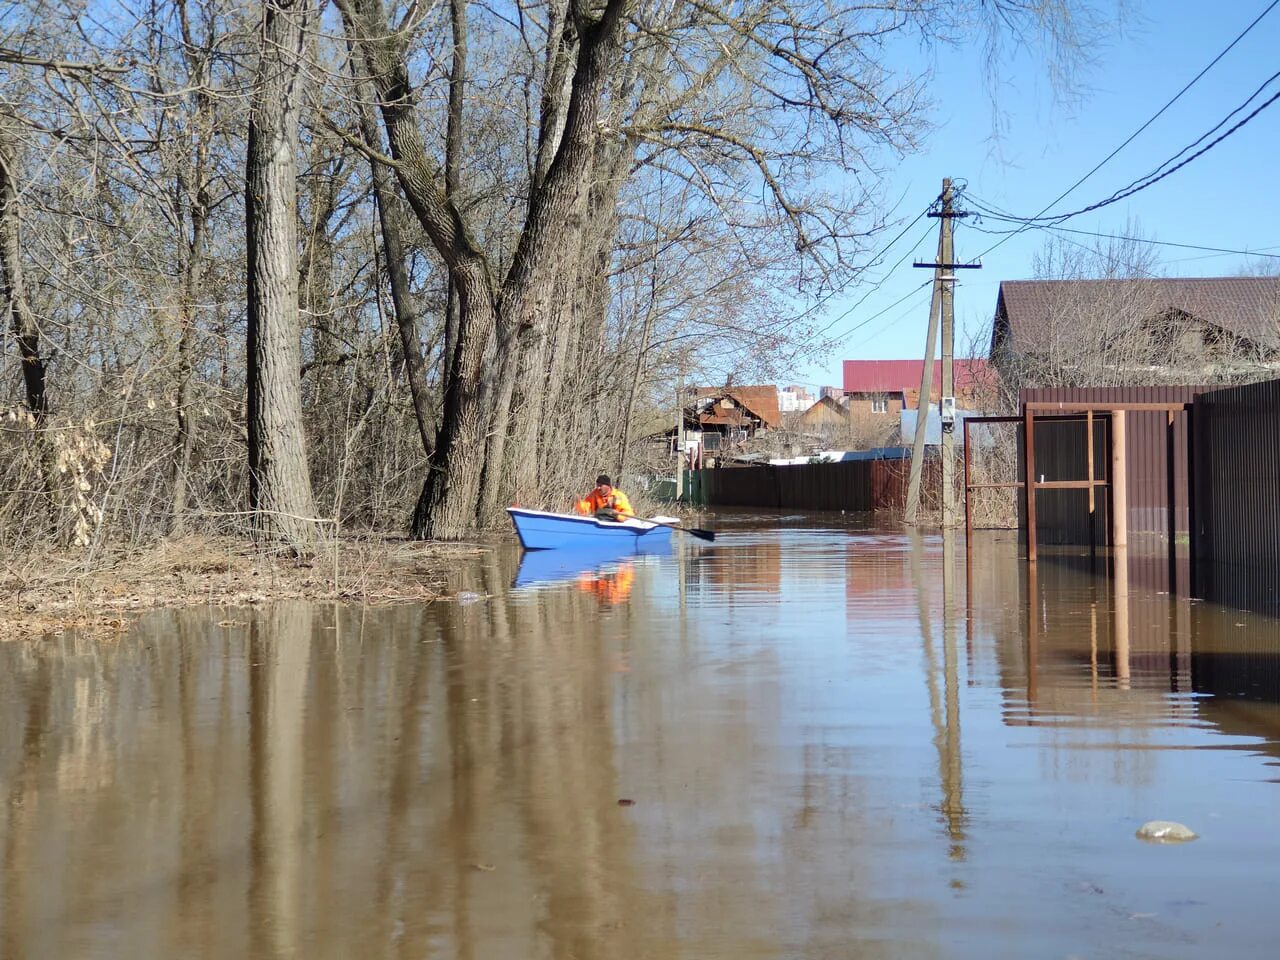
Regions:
[[506, 507, 676, 550], [513, 539, 673, 591]]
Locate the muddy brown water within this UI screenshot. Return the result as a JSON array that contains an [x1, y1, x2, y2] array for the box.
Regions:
[[3, 517, 1280, 959]]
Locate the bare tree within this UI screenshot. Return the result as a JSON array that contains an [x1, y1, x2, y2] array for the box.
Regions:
[[0, 116, 44, 421], [246, 0, 318, 546]]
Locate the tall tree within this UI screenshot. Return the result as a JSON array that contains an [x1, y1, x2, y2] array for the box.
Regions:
[[339, 0, 631, 539], [0, 116, 45, 422], [246, 0, 318, 546]]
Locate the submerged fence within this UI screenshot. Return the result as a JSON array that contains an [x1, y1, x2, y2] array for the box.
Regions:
[[1020, 386, 1201, 546], [1192, 379, 1280, 615], [689, 455, 929, 512], [1005, 381, 1280, 615]]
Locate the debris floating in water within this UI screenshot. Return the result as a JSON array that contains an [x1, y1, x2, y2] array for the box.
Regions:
[[454, 591, 484, 605], [1135, 820, 1198, 843]]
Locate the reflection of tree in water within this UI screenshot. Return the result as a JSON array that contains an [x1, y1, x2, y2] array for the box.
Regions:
[[0, 578, 657, 957]]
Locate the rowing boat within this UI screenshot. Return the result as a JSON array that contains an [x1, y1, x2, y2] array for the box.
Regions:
[[507, 506, 677, 551]]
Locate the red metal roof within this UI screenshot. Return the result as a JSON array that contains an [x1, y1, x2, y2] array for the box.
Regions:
[[842, 359, 990, 394]]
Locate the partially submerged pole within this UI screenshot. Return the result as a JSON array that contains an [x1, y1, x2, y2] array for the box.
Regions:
[[1111, 411, 1127, 550]]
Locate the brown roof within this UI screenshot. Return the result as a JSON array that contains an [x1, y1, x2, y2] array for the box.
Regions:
[[693, 385, 782, 428], [997, 277, 1280, 352], [797, 396, 849, 425]]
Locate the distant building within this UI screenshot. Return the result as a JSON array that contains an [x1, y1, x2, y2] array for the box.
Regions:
[[688, 385, 782, 450], [841, 359, 992, 413], [777, 384, 814, 413], [796, 395, 849, 431]]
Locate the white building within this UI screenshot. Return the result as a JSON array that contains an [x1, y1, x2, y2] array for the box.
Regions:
[[777, 385, 813, 413]]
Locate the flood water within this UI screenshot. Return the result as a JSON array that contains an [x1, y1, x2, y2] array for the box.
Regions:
[[3, 518, 1280, 958]]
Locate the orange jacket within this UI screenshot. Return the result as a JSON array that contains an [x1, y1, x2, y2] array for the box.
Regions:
[[575, 488, 634, 517]]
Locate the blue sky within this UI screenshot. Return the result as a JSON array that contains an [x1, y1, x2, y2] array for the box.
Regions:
[[791, 0, 1280, 392]]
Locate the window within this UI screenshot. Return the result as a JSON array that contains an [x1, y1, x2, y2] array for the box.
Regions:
[[872, 398, 888, 414]]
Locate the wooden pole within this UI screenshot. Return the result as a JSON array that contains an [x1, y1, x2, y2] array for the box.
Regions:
[[1113, 548, 1130, 686], [962, 416, 973, 547], [1024, 405, 1038, 563], [1111, 410, 1127, 550], [939, 179, 956, 528], [675, 377, 684, 502], [904, 227, 945, 524], [1087, 410, 1096, 563]]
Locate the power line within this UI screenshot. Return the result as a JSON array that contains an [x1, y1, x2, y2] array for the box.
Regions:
[[1037, 0, 1277, 216], [969, 216, 1280, 260], [814, 225, 936, 343], [978, 72, 1280, 228], [974, 0, 1280, 258], [774, 203, 933, 334], [831, 278, 934, 347]]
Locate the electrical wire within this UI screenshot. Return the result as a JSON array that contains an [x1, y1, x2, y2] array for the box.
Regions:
[[810, 221, 936, 341], [967, 215, 1280, 260], [831, 278, 935, 347], [973, 0, 1280, 258], [973, 71, 1280, 230]]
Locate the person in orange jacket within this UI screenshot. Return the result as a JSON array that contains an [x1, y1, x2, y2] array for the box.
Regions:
[[575, 474, 635, 520]]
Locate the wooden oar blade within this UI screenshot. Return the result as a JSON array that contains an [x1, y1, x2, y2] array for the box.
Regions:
[[688, 528, 715, 542]]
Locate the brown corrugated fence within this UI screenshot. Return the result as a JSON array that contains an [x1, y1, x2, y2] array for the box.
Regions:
[[1192, 379, 1280, 615], [1021, 386, 1201, 545], [692, 457, 925, 512]]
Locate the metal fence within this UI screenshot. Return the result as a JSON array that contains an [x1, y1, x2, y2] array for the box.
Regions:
[[690, 455, 927, 512], [1192, 379, 1280, 615], [1020, 386, 1201, 545]]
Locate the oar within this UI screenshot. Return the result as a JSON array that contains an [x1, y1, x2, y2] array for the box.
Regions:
[[595, 509, 715, 542], [644, 516, 716, 543]]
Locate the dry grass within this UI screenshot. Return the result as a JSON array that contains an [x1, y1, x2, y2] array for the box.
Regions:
[[0, 533, 492, 642]]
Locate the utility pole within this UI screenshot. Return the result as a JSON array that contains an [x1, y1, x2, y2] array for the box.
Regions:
[[675, 375, 685, 502], [939, 182, 958, 527], [903, 234, 943, 525], [907, 178, 981, 527]]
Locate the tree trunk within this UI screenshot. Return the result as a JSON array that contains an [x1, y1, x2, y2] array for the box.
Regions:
[[170, 5, 212, 535], [440, 0, 466, 400], [0, 122, 46, 421], [246, 0, 317, 547], [341, 0, 627, 538], [170, 185, 206, 535], [477, 1, 627, 522], [353, 79, 435, 457], [340, 0, 497, 540]]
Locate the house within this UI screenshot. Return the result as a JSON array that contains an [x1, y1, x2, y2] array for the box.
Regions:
[[796, 395, 849, 430], [991, 277, 1280, 384], [689, 385, 782, 449], [841, 359, 992, 414]]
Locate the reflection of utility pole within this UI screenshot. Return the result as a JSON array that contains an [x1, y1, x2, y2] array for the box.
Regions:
[[940, 528, 966, 860], [910, 530, 966, 861], [907, 179, 981, 527]]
